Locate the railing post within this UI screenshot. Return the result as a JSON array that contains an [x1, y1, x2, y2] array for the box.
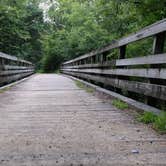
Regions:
[[152, 32, 165, 54], [119, 45, 126, 59], [103, 51, 109, 62], [0, 58, 4, 70], [147, 32, 165, 106], [92, 56, 95, 64]]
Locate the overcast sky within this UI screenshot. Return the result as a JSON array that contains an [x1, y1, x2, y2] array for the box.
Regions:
[[39, 0, 58, 21]]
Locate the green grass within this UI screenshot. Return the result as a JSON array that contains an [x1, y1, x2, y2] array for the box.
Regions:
[[112, 99, 128, 110], [75, 80, 94, 93], [138, 111, 166, 134], [0, 87, 10, 93], [137, 112, 157, 124], [54, 70, 60, 74], [36, 69, 60, 74], [36, 69, 44, 73], [75, 80, 85, 89], [153, 112, 166, 134], [86, 87, 94, 93]]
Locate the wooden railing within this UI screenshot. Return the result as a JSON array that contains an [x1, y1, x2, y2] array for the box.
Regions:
[[0, 52, 34, 86], [61, 19, 166, 108]]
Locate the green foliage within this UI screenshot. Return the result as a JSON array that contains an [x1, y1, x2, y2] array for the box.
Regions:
[[0, 0, 45, 68], [153, 112, 166, 134], [1, 0, 166, 72], [0, 87, 10, 93], [138, 111, 166, 134], [75, 80, 85, 89], [138, 112, 157, 124], [41, 0, 166, 72], [75, 80, 94, 93], [112, 99, 128, 110], [86, 87, 95, 93]]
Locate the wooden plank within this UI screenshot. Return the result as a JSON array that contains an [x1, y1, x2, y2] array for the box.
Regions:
[[62, 61, 116, 69], [118, 19, 166, 46], [63, 19, 166, 65], [61, 68, 166, 80], [0, 52, 17, 61], [3, 65, 32, 70], [0, 52, 33, 65], [1, 73, 166, 165], [116, 53, 166, 66], [62, 53, 166, 69], [0, 72, 33, 84], [0, 69, 34, 76], [62, 71, 166, 100]]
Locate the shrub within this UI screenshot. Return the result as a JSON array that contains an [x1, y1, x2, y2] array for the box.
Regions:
[[112, 99, 128, 110], [138, 111, 166, 134], [153, 112, 166, 134], [138, 112, 157, 124]]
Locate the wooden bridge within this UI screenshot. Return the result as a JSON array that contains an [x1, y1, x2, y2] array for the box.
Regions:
[[0, 19, 166, 165]]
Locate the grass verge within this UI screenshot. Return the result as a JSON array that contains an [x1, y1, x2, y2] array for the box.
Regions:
[[137, 111, 166, 134], [137, 112, 157, 124], [112, 99, 129, 110], [0, 87, 10, 93], [75, 80, 94, 93]]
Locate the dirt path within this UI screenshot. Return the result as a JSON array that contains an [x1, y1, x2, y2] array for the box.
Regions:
[[0, 74, 165, 166]]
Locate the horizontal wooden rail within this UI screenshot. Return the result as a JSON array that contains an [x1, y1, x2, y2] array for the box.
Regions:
[[63, 71, 166, 100], [0, 52, 34, 86], [63, 53, 166, 69], [61, 19, 166, 110], [62, 68, 166, 80]]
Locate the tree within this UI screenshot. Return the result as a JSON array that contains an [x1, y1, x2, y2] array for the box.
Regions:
[[0, 0, 44, 68], [1, 0, 165, 72]]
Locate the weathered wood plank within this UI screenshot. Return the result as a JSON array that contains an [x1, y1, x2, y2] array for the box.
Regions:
[[0, 52, 17, 62], [3, 65, 32, 70], [62, 71, 166, 100], [0, 69, 34, 76], [0, 52, 34, 86], [0, 72, 33, 84], [116, 53, 166, 66], [62, 68, 166, 80], [0, 74, 165, 165], [62, 61, 115, 69], [0, 52, 32, 65], [62, 53, 166, 69]]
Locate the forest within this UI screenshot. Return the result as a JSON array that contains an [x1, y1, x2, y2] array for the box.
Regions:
[[0, 0, 166, 72]]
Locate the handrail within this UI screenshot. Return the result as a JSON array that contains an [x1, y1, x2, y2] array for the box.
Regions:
[[0, 52, 33, 65], [0, 52, 34, 86], [63, 18, 166, 65], [61, 19, 166, 110]]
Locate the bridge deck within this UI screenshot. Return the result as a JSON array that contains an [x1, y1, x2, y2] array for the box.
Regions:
[[0, 74, 165, 165]]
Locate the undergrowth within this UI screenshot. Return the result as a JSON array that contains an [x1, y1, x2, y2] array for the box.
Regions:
[[138, 112, 157, 124], [138, 111, 166, 134], [0, 87, 10, 93], [75, 80, 94, 93], [112, 99, 129, 110]]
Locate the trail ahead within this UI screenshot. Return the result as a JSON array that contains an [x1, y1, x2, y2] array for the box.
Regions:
[[0, 74, 165, 166]]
